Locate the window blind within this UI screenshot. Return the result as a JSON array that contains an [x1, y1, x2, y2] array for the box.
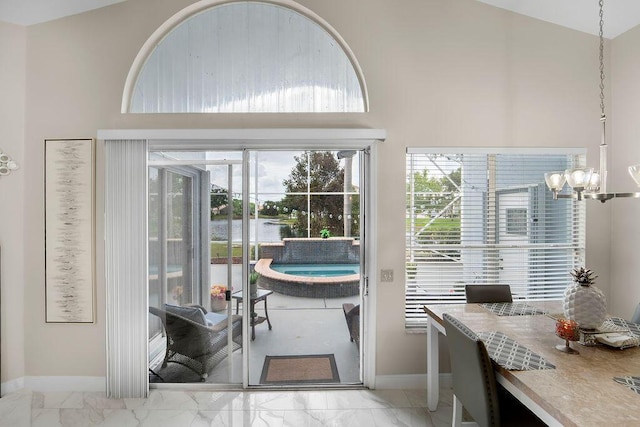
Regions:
[[105, 139, 149, 398], [405, 148, 586, 328]]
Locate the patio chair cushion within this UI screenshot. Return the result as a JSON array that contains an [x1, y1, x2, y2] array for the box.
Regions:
[[165, 304, 207, 326], [205, 312, 227, 328]]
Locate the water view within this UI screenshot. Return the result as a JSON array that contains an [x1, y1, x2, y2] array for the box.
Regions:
[[210, 218, 297, 243]]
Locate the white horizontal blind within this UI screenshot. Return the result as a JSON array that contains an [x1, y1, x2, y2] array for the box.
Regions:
[[131, 2, 365, 113], [405, 149, 586, 328]]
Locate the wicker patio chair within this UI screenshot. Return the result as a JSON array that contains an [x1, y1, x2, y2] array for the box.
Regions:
[[342, 303, 360, 349], [149, 304, 242, 381]]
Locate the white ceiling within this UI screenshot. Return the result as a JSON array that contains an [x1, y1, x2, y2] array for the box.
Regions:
[[1, 0, 640, 39], [0, 0, 126, 26], [476, 0, 640, 39]]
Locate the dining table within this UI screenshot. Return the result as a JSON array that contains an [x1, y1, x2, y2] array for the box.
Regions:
[[424, 301, 640, 426]]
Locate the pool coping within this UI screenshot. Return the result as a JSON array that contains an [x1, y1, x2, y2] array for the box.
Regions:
[[255, 259, 360, 284], [254, 258, 360, 298]]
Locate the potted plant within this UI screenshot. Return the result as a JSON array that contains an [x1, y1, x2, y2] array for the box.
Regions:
[[320, 227, 331, 239], [250, 272, 260, 297], [210, 284, 228, 312]]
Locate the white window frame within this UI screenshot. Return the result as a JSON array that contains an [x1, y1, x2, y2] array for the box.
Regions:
[[405, 147, 587, 329]]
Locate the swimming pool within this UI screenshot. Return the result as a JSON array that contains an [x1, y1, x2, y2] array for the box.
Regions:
[[255, 259, 360, 298], [269, 263, 360, 278]]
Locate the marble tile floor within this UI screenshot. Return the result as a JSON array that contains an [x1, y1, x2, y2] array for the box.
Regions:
[[0, 386, 455, 427]]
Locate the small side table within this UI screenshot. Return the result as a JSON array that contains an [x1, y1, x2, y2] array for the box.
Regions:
[[232, 289, 273, 340]]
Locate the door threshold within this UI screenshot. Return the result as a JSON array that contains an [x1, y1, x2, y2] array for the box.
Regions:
[[247, 383, 367, 391], [149, 383, 367, 391]]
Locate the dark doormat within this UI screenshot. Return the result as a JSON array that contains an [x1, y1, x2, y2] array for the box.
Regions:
[[260, 354, 340, 385]]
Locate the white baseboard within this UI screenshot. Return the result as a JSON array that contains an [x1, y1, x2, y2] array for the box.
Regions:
[[2, 376, 106, 394], [1, 377, 25, 396], [26, 376, 106, 392], [374, 373, 452, 389]]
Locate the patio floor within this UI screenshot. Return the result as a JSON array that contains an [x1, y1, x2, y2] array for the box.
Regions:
[[151, 290, 361, 386]]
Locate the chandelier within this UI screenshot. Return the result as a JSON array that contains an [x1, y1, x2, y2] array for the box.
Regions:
[[544, 0, 640, 202]]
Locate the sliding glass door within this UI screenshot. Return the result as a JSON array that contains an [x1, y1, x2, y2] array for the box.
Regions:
[[246, 150, 364, 387], [147, 148, 367, 387], [148, 167, 200, 364], [148, 151, 243, 385]]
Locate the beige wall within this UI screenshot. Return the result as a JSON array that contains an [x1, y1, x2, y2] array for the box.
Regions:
[[610, 25, 640, 320], [10, 0, 619, 381], [0, 21, 26, 384]]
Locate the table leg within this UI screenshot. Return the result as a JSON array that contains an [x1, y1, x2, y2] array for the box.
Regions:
[[235, 299, 240, 315], [264, 297, 272, 330], [427, 317, 440, 411]]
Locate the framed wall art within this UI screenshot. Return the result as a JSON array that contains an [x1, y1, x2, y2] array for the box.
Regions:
[[45, 139, 95, 323]]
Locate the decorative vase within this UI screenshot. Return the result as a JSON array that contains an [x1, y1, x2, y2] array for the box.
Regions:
[[210, 298, 227, 312], [563, 267, 607, 330], [555, 319, 580, 354]]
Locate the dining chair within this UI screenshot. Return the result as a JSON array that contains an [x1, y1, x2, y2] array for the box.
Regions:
[[631, 303, 640, 324], [443, 313, 545, 427], [465, 284, 513, 304]]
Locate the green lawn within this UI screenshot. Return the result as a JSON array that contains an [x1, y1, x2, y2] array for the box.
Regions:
[[409, 216, 460, 230], [210, 242, 255, 258]]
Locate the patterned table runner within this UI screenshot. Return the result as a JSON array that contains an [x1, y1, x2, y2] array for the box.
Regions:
[[592, 318, 640, 348], [481, 302, 548, 317], [477, 331, 556, 371], [609, 320, 640, 391], [605, 317, 640, 337], [613, 376, 640, 395]]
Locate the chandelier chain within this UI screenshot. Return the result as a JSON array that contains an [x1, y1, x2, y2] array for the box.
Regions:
[[599, 0, 605, 118]]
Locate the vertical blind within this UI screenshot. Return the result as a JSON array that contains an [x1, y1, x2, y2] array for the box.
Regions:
[[105, 139, 149, 398], [405, 148, 586, 327]]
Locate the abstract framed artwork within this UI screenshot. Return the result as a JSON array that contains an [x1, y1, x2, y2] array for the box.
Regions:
[[45, 139, 95, 323]]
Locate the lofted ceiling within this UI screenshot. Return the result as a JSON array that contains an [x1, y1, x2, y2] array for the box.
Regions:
[[476, 0, 640, 39], [0, 0, 640, 39], [0, 0, 127, 26]]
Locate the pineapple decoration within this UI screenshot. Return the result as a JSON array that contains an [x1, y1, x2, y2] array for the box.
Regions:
[[563, 267, 607, 330], [570, 268, 597, 286]]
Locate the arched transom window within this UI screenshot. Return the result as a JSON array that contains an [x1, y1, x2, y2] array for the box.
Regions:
[[126, 1, 368, 113]]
